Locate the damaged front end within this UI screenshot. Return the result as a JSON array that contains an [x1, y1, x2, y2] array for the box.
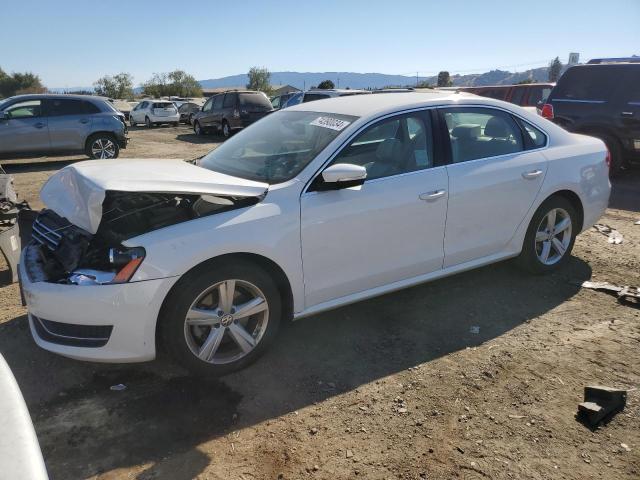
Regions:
[[25, 190, 262, 285]]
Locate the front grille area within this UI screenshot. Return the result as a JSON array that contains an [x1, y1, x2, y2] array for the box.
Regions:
[[32, 315, 113, 348], [31, 216, 63, 251]]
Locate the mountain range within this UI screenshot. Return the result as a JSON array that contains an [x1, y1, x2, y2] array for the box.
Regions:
[[52, 66, 556, 93]]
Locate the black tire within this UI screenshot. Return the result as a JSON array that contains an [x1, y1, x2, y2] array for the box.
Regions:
[[145, 116, 152, 128], [159, 260, 282, 376], [129, 116, 136, 127], [172, 122, 179, 127], [221, 120, 231, 138], [599, 134, 625, 177], [516, 196, 578, 274], [194, 121, 204, 135], [85, 133, 120, 159]]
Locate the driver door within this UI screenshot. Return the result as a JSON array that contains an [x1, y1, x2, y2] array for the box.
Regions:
[[0, 99, 50, 154], [300, 111, 448, 308]]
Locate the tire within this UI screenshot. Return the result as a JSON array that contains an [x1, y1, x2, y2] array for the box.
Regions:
[[85, 133, 120, 159], [188, 113, 194, 125], [172, 122, 179, 127], [222, 120, 231, 139], [159, 260, 282, 376], [129, 116, 136, 127], [194, 121, 204, 135], [145, 116, 152, 128], [516, 196, 578, 274], [599, 134, 625, 177]]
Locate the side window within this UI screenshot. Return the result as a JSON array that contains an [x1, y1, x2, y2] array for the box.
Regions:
[[202, 98, 213, 112], [510, 87, 526, 106], [516, 118, 547, 149], [83, 101, 100, 114], [5, 100, 42, 118], [48, 99, 86, 116], [442, 108, 524, 163], [330, 113, 434, 181], [223, 93, 236, 108], [271, 96, 281, 109], [527, 86, 551, 106], [213, 95, 224, 110]]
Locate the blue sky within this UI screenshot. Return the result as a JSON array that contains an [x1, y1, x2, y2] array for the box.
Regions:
[[1, 0, 638, 88]]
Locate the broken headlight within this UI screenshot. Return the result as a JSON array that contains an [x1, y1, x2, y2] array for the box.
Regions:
[[109, 246, 145, 283]]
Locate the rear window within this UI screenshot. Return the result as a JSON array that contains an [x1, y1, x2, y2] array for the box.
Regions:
[[239, 93, 272, 110], [303, 93, 330, 102], [553, 66, 623, 102], [153, 102, 175, 109]]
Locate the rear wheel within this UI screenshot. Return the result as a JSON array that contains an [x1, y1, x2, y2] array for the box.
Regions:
[[85, 134, 119, 159], [194, 121, 204, 135], [159, 261, 281, 376], [516, 196, 577, 274], [599, 134, 625, 177]]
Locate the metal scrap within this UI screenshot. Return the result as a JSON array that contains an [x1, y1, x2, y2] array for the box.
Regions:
[[579, 280, 640, 307], [592, 223, 623, 244]]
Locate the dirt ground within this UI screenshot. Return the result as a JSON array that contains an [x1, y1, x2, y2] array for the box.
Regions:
[[1, 125, 639, 480]]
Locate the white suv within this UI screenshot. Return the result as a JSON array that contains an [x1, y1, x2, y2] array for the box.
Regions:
[[20, 92, 610, 375], [129, 100, 180, 128]]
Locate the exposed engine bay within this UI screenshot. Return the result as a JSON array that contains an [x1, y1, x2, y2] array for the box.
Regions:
[[26, 190, 261, 285]]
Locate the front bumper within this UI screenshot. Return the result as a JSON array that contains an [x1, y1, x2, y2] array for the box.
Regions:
[[19, 248, 178, 363]]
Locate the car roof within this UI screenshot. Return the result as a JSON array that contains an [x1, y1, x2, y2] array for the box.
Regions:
[[3, 93, 109, 103], [286, 91, 490, 117]]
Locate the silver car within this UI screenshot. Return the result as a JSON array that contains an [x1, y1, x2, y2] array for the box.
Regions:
[[0, 94, 128, 159]]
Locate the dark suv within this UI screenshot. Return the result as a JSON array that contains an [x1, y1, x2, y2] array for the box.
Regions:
[[540, 59, 640, 173], [193, 90, 274, 138], [0, 94, 128, 159]]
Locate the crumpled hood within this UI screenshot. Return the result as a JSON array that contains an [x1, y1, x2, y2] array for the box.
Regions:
[[40, 158, 268, 234]]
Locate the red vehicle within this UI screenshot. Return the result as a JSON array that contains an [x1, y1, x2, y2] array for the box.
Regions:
[[453, 83, 554, 109]]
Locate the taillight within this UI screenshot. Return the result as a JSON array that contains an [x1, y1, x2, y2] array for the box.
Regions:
[[540, 103, 554, 120], [605, 148, 612, 169]]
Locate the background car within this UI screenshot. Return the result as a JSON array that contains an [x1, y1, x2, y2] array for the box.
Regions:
[[192, 90, 274, 138], [177, 102, 202, 124], [0, 94, 127, 159], [270, 92, 298, 110], [129, 100, 180, 128], [452, 83, 554, 111], [283, 88, 372, 108], [539, 58, 640, 174]]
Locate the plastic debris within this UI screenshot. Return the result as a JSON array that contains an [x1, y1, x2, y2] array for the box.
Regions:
[[578, 280, 640, 307], [592, 223, 623, 244], [577, 386, 626, 427], [110, 384, 127, 391]]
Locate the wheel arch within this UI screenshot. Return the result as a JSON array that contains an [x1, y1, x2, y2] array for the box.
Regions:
[[544, 189, 584, 231], [155, 252, 294, 348]]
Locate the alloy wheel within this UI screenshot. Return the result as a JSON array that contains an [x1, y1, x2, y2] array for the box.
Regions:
[[184, 279, 269, 364], [91, 138, 116, 159], [223, 122, 230, 137], [535, 207, 572, 265]]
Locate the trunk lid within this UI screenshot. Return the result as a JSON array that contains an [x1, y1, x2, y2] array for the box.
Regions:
[[39, 158, 268, 234]]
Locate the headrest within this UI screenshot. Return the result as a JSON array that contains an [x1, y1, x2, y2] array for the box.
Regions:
[[451, 124, 480, 140], [376, 138, 404, 162], [484, 116, 511, 138]]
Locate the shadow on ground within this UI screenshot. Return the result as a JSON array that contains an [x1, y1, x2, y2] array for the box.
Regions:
[[609, 167, 640, 213], [0, 257, 592, 479]]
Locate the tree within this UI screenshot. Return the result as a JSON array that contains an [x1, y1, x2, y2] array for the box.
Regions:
[[317, 79, 335, 89], [437, 71, 452, 87], [0, 69, 46, 97], [93, 73, 134, 99], [143, 72, 170, 98], [548, 57, 563, 82], [167, 70, 202, 97], [246, 66, 271, 93], [416, 80, 433, 88], [516, 78, 534, 85]]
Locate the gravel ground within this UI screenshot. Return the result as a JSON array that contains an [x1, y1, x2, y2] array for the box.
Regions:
[[1, 125, 639, 480]]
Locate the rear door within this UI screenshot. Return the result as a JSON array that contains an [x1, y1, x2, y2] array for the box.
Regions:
[[616, 67, 640, 157], [0, 99, 49, 154], [439, 107, 548, 267], [209, 94, 225, 129], [45, 99, 95, 151], [238, 92, 273, 125]]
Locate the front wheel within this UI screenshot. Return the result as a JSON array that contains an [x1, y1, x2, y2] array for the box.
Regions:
[[85, 134, 120, 159], [129, 116, 136, 127], [516, 196, 577, 274], [194, 121, 204, 135], [145, 116, 152, 128], [159, 261, 281, 376], [221, 120, 231, 138]]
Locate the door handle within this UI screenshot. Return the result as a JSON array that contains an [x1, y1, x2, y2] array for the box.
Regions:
[[419, 190, 446, 201], [621, 111, 634, 117], [33, 122, 45, 129], [522, 169, 543, 180]]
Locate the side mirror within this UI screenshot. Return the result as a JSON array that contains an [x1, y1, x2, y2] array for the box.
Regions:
[[320, 163, 367, 190]]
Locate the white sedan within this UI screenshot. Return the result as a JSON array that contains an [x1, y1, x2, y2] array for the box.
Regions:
[[128, 100, 180, 127], [20, 92, 610, 375]]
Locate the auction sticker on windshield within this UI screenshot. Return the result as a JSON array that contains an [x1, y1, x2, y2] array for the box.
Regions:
[[310, 116, 351, 131]]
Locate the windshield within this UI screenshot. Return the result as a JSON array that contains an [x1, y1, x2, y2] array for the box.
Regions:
[[199, 110, 358, 184]]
